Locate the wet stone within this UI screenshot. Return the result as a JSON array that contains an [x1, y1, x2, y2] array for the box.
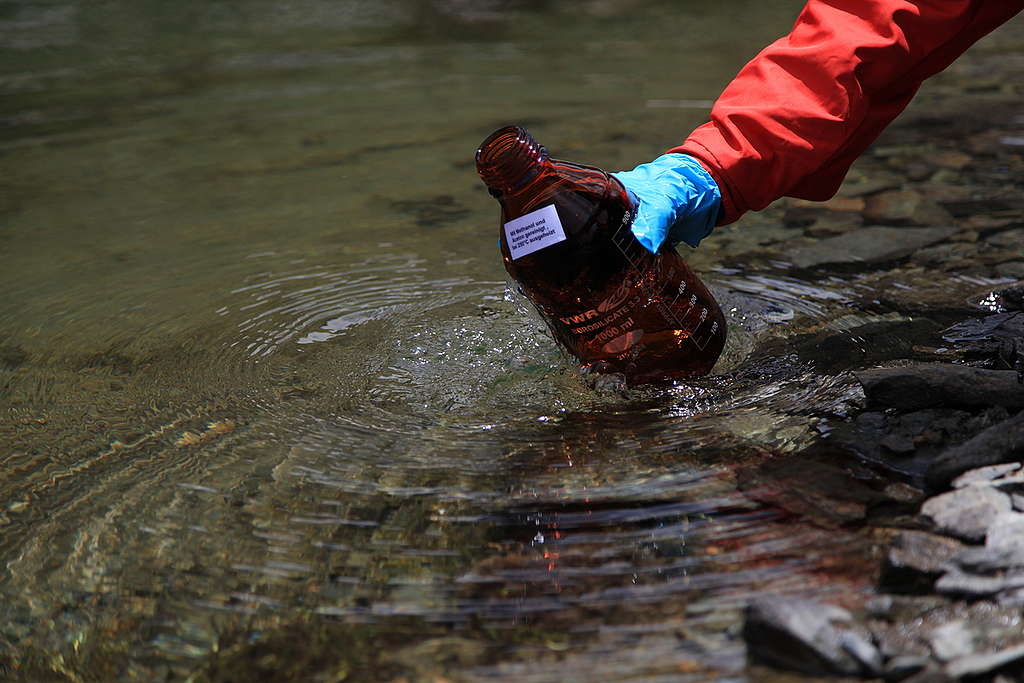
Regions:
[[910, 241, 977, 267], [863, 190, 954, 226], [840, 630, 884, 677], [952, 463, 1022, 488], [942, 312, 1024, 371], [935, 565, 1024, 599], [950, 229, 980, 242], [995, 262, 1024, 279], [879, 433, 916, 454], [874, 598, 1024, 672], [837, 176, 901, 198], [946, 642, 1024, 679], [788, 225, 956, 269], [928, 411, 1024, 490], [865, 595, 894, 618], [951, 545, 1024, 575], [987, 228, 1024, 249], [881, 530, 967, 593], [966, 215, 1023, 233], [919, 485, 1011, 542], [905, 159, 936, 182], [933, 151, 973, 170], [994, 283, 1024, 311], [885, 655, 930, 679], [857, 364, 1024, 412], [986, 512, 1024, 553], [743, 596, 878, 677], [783, 203, 864, 236], [840, 408, 999, 480], [928, 619, 974, 661]]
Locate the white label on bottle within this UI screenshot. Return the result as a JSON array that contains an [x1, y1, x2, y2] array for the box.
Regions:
[[504, 204, 566, 260]]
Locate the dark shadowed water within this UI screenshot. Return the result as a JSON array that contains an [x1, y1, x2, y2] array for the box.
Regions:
[[2, 1, 1021, 680]]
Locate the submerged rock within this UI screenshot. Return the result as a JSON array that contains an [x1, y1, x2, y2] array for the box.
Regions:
[[787, 226, 956, 269], [862, 190, 954, 226], [910, 242, 978, 269]]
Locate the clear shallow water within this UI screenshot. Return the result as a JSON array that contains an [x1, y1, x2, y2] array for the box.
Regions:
[[1, 1, 1018, 680]]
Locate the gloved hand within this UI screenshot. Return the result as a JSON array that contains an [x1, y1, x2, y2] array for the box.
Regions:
[[612, 153, 721, 253]]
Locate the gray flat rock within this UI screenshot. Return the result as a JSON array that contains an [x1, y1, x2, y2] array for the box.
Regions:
[[947, 642, 1024, 679], [953, 463, 1023, 488], [986, 512, 1024, 552], [882, 530, 966, 592], [788, 226, 956, 269], [856, 365, 1024, 412], [920, 486, 1012, 542], [953, 545, 1024, 573], [743, 596, 873, 676], [936, 568, 1024, 597]]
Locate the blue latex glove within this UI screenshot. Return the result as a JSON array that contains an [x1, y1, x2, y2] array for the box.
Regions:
[[612, 153, 721, 253]]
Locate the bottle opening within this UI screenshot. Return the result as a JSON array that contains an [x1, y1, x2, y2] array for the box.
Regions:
[[475, 126, 548, 194]]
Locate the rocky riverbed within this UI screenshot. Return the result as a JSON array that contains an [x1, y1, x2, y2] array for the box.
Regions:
[[734, 24, 1024, 682]]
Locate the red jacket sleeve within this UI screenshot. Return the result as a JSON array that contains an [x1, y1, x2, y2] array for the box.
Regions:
[[673, 0, 1024, 225]]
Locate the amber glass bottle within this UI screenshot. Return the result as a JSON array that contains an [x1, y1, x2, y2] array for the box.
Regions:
[[475, 126, 726, 385]]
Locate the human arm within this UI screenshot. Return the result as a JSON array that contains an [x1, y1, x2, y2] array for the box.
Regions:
[[676, 0, 1024, 225], [618, 0, 1023, 253]]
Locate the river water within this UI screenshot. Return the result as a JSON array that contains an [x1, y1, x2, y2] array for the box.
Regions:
[[2, 2, 1020, 681]]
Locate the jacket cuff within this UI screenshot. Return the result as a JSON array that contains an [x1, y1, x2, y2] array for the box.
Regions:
[[669, 135, 743, 226]]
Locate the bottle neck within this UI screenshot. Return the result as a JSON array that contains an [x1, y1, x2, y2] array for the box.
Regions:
[[475, 126, 549, 197]]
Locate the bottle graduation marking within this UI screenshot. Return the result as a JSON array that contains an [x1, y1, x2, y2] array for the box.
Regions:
[[610, 214, 715, 351]]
